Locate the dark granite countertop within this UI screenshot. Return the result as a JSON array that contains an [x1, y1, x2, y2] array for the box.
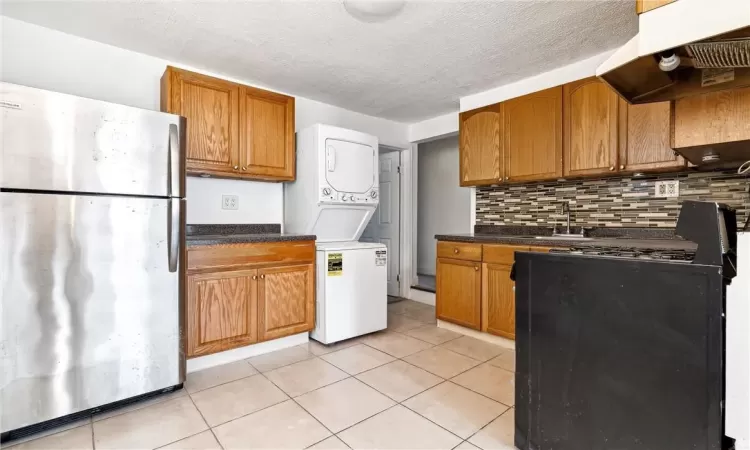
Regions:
[[186, 224, 315, 247], [436, 225, 697, 252]]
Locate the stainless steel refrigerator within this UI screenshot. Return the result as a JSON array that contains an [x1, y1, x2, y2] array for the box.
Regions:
[[0, 82, 186, 438]]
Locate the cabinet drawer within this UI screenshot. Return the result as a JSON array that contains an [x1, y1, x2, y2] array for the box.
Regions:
[[188, 241, 315, 272], [482, 244, 530, 265], [437, 241, 482, 262]]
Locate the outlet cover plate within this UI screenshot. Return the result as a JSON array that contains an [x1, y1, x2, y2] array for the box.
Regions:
[[222, 194, 239, 210], [654, 181, 679, 198]]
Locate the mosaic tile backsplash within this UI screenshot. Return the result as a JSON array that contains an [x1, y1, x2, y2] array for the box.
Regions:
[[476, 171, 750, 228]]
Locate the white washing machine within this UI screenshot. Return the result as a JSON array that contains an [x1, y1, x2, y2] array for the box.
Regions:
[[312, 242, 388, 344], [284, 124, 387, 343], [284, 124, 380, 242]]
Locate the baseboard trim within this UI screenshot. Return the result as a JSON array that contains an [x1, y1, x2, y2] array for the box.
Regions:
[[407, 288, 435, 306], [437, 320, 515, 350], [186, 333, 309, 373], [410, 285, 436, 294]]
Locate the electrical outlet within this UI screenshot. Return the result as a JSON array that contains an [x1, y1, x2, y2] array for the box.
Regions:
[[654, 181, 679, 198], [221, 195, 239, 210]]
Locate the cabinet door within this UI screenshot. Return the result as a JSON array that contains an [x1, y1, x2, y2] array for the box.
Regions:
[[504, 86, 563, 182], [563, 78, 620, 177], [482, 263, 515, 339], [459, 104, 502, 186], [619, 100, 685, 173], [187, 269, 258, 358], [673, 86, 750, 148], [258, 264, 314, 341], [436, 258, 481, 329], [239, 87, 296, 181], [163, 67, 240, 176]]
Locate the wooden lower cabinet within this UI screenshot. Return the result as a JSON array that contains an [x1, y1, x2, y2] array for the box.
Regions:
[[481, 263, 515, 339], [436, 258, 482, 329], [187, 269, 258, 357], [187, 241, 316, 358], [436, 242, 553, 340], [258, 264, 315, 341]]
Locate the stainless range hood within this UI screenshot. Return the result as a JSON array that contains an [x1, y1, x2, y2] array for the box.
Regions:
[[597, 0, 750, 104], [597, 0, 750, 169]]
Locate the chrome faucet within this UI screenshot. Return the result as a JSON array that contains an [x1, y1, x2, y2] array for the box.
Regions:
[[553, 201, 572, 236]]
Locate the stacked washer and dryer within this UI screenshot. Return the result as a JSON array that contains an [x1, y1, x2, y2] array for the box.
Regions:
[[285, 124, 388, 344]]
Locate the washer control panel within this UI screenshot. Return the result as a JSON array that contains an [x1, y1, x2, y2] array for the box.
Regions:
[[319, 186, 378, 204]]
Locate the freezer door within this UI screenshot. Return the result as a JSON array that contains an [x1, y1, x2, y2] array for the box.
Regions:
[[0, 82, 186, 197], [0, 192, 185, 433]]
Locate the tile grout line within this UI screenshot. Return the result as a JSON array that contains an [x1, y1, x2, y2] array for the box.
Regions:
[[90, 418, 95, 450], [462, 405, 513, 447], [258, 370, 342, 444], [397, 349, 515, 408], [391, 379, 505, 447], [152, 429, 216, 450], [186, 392, 225, 450]]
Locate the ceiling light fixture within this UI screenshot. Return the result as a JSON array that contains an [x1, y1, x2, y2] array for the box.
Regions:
[[343, 0, 405, 22]]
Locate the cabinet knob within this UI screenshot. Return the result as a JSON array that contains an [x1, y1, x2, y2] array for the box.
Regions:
[[453, 248, 459, 254], [474, 266, 479, 271], [609, 166, 614, 171], [233, 165, 239, 170], [505, 176, 509, 181], [619, 165, 624, 170], [252, 275, 257, 280], [260, 274, 265, 279], [242, 167, 247, 171]]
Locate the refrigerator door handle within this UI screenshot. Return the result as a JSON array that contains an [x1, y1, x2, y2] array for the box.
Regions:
[[168, 123, 182, 198], [168, 198, 180, 273]]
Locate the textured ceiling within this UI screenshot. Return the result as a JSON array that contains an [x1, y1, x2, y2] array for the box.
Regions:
[[2, 1, 637, 122]]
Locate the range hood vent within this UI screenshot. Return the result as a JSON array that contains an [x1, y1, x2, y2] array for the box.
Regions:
[[687, 38, 750, 68], [675, 142, 750, 171], [597, 0, 750, 104]]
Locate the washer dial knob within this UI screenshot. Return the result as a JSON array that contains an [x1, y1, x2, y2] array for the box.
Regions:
[[322, 188, 331, 196], [371, 190, 378, 199]]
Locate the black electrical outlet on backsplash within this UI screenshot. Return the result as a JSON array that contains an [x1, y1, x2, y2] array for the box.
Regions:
[[476, 170, 750, 228]]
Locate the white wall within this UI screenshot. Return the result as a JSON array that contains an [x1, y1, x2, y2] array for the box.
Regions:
[[408, 112, 458, 144], [459, 49, 616, 112], [416, 136, 471, 275], [0, 16, 409, 225]]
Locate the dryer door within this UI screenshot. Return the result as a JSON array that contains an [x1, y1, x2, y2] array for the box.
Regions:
[[324, 139, 376, 194]]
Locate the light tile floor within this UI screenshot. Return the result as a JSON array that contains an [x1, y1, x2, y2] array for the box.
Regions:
[[6, 300, 518, 450]]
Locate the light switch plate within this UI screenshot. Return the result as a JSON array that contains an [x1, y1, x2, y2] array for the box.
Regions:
[[654, 180, 679, 198], [222, 194, 239, 210]]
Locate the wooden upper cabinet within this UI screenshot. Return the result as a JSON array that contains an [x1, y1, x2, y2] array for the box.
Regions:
[[504, 86, 563, 182], [436, 258, 481, 330], [162, 67, 239, 175], [187, 269, 258, 357], [672, 86, 750, 149], [240, 87, 295, 181], [636, 0, 677, 14], [459, 104, 502, 186], [258, 263, 314, 341], [564, 77, 620, 177], [619, 100, 685, 172], [161, 66, 295, 181]]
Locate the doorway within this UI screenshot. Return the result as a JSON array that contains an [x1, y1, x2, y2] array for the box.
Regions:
[[361, 147, 401, 297], [413, 135, 471, 293]]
